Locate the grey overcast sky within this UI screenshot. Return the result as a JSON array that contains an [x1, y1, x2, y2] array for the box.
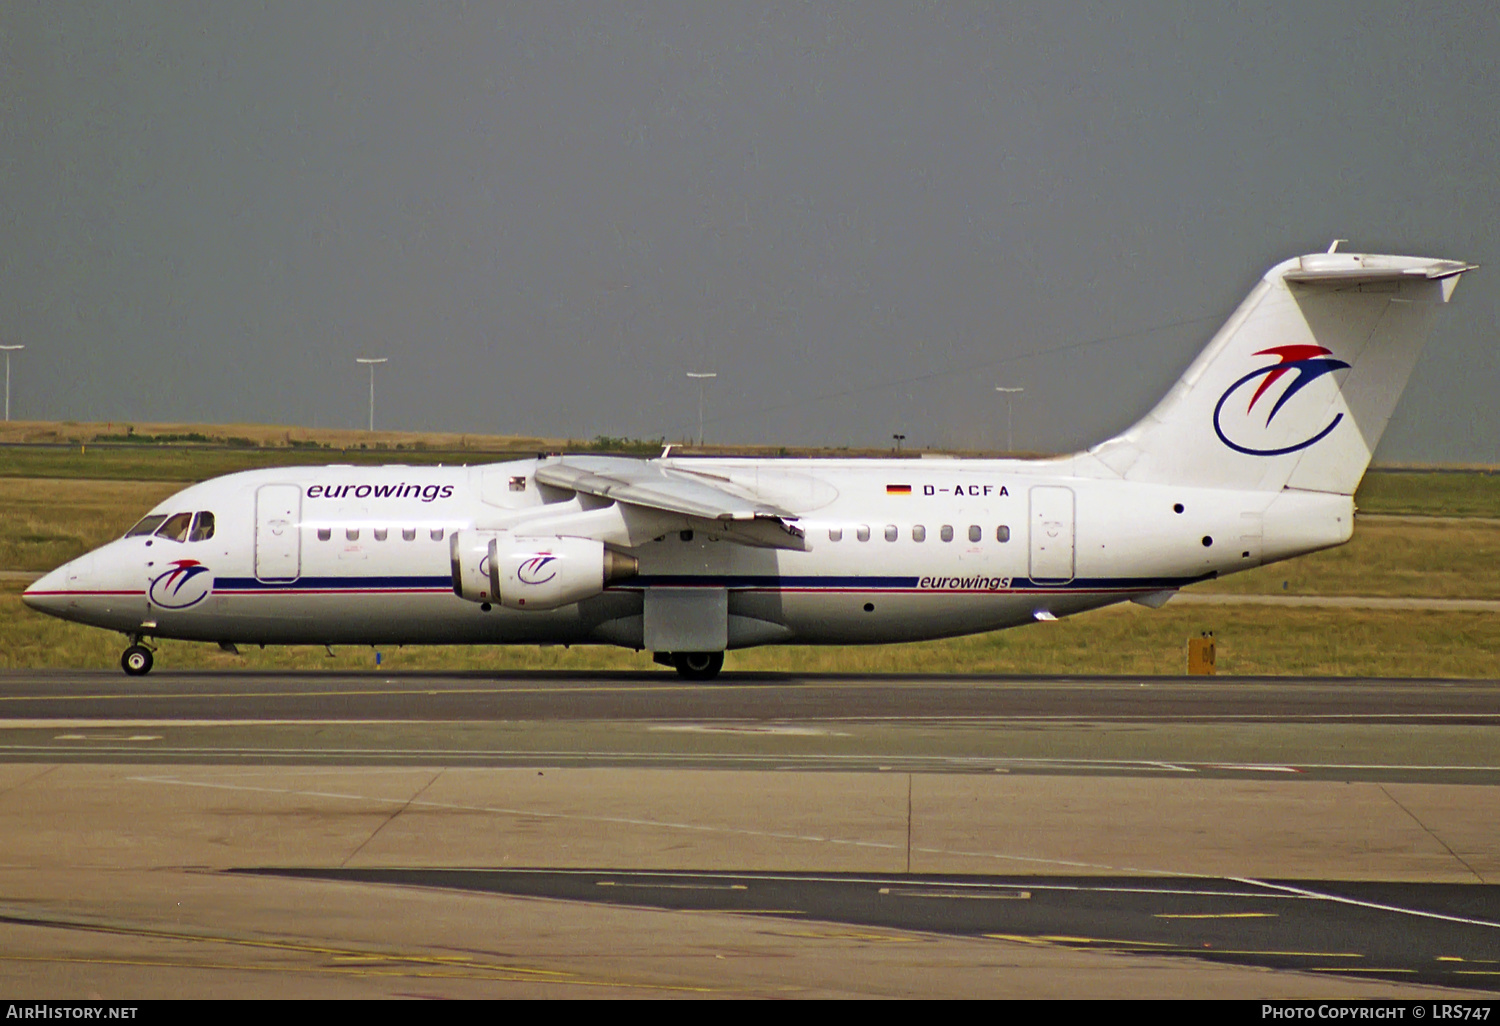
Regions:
[[2, 3, 1496, 459]]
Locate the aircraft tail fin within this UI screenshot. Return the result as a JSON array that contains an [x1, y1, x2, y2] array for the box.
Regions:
[[1087, 251, 1474, 494]]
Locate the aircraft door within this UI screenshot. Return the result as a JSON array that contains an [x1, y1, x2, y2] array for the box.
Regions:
[[255, 484, 302, 581], [1028, 486, 1075, 583]]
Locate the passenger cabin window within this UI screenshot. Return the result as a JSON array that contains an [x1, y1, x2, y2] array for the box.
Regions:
[[940, 525, 954, 543], [912, 525, 926, 542], [430, 528, 444, 541], [317, 528, 332, 542], [828, 528, 843, 542], [188, 511, 215, 542], [156, 512, 192, 543], [996, 525, 1011, 543], [884, 525, 898, 542], [125, 514, 168, 538], [968, 525, 982, 543], [374, 528, 388, 541], [856, 525, 871, 542], [346, 528, 359, 541], [402, 528, 416, 542]]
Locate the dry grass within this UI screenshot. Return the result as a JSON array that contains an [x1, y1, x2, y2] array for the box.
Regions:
[[1198, 517, 1500, 599], [0, 442, 528, 482], [0, 479, 180, 571], [1355, 470, 1500, 518], [0, 418, 559, 453], [0, 419, 913, 463]]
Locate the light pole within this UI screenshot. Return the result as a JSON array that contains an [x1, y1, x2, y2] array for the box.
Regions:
[[996, 387, 1024, 453], [0, 345, 22, 422], [686, 371, 716, 446], [356, 358, 388, 431], [892, 433, 906, 453]]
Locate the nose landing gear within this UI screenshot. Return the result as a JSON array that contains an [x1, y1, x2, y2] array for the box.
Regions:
[[121, 640, 155, 676]]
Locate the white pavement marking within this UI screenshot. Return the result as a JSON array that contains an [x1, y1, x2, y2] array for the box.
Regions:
[[52, 734, 161, 741], [1229, 877, 1500, 931], [518, 868, 1312, 900]]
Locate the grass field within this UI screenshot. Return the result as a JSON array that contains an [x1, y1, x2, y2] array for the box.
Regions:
[[1197, 517, 1500, 599], [3, 431, 1498, 676], [1352, 470, 1500, 518], [1, 478, 179, 572], [0, 418, 905, 479]]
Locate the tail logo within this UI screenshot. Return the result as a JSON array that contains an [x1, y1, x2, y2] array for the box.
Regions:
[[148, 559, 213, 609], [1213, 345, 1351, 456]]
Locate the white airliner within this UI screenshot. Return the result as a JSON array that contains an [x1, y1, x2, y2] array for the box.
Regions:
[[24, 249, 1474, 678]]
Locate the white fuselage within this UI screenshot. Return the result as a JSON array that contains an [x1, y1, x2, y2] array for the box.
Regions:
[[23, 456, 1352, 649]]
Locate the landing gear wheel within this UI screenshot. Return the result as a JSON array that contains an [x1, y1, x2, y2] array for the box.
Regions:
[[672, 651, 724, 681], [121, 645, 154, 676]]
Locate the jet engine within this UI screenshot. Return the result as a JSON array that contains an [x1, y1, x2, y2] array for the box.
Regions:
[[450, 531, 637, 611]]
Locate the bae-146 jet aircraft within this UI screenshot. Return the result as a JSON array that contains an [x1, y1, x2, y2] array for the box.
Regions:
[[23, 248, 1474, 678]]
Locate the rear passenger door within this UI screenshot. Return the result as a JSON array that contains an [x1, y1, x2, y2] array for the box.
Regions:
[[1028, 486, 1076, 583]]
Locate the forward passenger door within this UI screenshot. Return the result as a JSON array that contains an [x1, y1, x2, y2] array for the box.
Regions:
[[255, 484, 302, 582]]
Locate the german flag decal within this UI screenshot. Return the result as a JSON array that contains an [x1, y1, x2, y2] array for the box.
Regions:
[[886, 484, 912, 494]]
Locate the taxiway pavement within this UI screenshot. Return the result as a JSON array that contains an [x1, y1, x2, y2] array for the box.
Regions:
[[0, 669, 1494, 998]]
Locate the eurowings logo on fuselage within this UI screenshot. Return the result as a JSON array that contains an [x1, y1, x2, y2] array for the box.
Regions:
[[307, 483, 454, 502], [517, 555, 559, 585], [149, 559, 213, 609], [1212, 345, 1351, 456]]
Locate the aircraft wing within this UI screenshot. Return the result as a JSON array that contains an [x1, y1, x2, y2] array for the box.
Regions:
[[533, 456, 806, 549]]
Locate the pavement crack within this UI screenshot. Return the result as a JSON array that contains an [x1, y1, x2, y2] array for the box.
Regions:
[[1378, 784, 1484, 882], [340, 770, 445, 868], [0, 764, 60, 803]]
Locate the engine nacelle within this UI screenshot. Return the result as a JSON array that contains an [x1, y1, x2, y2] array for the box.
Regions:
[[450, 531, 637, 611], [450, 531, 497, 603]]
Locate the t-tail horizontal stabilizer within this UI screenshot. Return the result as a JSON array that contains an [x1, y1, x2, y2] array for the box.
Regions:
[[1088, 251, 1474, 494]]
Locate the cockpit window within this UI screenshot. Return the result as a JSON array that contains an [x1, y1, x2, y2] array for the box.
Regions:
[[124, 514, 168, 538], [155, 512, 193, 543], [188, 511, 215, 542]]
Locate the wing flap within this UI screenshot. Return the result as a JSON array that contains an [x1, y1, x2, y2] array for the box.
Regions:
[[534, 457, 805, 549]]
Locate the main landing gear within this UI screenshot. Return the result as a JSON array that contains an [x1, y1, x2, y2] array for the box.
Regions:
[[671, 651, 724, 681], [121, 635, 155, 676]]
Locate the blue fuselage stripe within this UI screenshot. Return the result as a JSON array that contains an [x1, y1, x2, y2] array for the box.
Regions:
[[212, 574, 1206, 593], [216, 576, 453, 591]]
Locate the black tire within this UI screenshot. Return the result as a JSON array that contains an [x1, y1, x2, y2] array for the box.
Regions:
[[673, 651, 724, 681], [121, 645, 153, 676]]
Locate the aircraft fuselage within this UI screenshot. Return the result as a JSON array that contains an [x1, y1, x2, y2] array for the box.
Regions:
[[24, 457, 1351, 649]]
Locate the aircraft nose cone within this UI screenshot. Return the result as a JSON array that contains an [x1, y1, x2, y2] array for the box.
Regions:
[[22, 565, 72, 616]]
